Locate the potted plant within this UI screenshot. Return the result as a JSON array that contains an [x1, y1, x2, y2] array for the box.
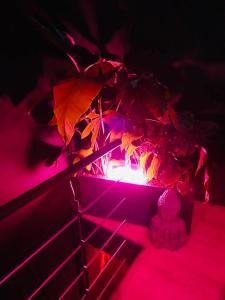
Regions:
[[50, 58, 209, 237]]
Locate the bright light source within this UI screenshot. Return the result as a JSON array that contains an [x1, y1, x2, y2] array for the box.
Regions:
[[105, 162, 147, 185]]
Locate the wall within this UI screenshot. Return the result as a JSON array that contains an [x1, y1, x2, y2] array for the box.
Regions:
[[0, 96, 67, 206]]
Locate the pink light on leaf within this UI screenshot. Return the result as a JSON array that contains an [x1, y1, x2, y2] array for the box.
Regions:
[[105, 162, 147, 185]]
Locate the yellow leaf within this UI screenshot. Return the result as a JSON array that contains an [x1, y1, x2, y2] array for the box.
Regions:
[[81, 119, 99, 139], [53, 76, 102, 144], [147, 155, 160, 181], [140, 152, 151, 172], [79, 148, 93, 157], [78, 148, 93, 171], [125, 144, 136, 160], [121, 133, 140, 151]]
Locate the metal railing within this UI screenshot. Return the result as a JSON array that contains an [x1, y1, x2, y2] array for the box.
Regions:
[[0, 139, 128, 299]]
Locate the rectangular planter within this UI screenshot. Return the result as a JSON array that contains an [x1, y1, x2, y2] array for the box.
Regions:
[[76, 175, 193, 233]]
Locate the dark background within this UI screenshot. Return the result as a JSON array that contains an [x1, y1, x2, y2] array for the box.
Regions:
[[0, 0, 225, 204]]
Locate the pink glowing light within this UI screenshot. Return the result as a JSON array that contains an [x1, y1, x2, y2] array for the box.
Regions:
[[105, 163, 147, 185]]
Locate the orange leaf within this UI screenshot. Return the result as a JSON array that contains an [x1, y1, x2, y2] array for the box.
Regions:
[[147, 155, 160, 181], [109, 130, 123, 142], [77, 148, 93, 171], [53, 76, 102, 144], [121, 133, 141, 151], [73, 157, 80, 164], [81, 119, 99, 139], [85, 111, 100, 120], [91, 123, 100, 147], [79, 147, 93, 157]]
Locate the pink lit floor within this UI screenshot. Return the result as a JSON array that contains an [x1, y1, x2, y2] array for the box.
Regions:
[[84, 201, 225, 300]]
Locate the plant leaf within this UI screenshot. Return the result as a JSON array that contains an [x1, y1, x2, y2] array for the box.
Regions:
[[91, 123, 100, 147], [125, 144, 136, 160], [195, 146, 208, 175], [157, 158, 181, 187], [147, 155, 160, 181], [81, 119, 99, 139], [76, 148, 93, 171], [204, 166, 210, 202], [85, 111, 100, 120], [103, 110, 120, 124], [121, 133, 141, 151], [109, 130, 123, 142], [169, 107, 180, 130], [53, 76, 102, 144], [49, 115, 57, 126], [84, 60, 119, 85], [140, 152, 151, 172]]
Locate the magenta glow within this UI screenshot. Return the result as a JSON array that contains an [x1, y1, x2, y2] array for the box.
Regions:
[[105, 162, 147, 185]]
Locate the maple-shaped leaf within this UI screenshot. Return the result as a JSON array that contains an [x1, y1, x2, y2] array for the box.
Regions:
[[53, 76, 102, 144]]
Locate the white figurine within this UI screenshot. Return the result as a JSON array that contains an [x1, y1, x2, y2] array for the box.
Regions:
[[149, 188, 187, 251]]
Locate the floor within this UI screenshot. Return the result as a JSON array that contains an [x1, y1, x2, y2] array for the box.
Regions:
[[84, 201, 225, 300]]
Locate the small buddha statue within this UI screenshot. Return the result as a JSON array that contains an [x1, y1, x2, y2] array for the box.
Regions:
[[149, 188, 187, 251]]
